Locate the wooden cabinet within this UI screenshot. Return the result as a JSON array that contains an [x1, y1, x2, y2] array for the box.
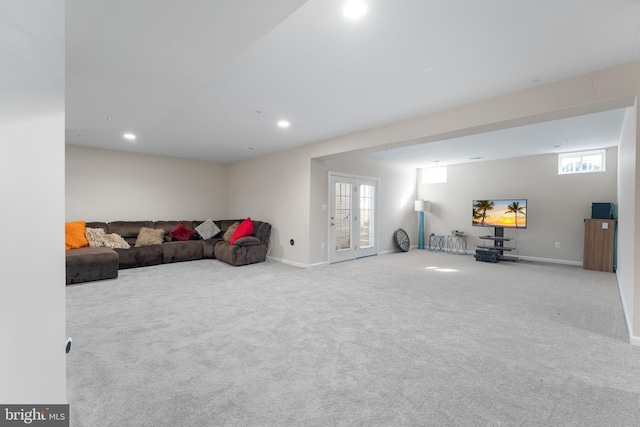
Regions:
[[583, 219, 616, 272]]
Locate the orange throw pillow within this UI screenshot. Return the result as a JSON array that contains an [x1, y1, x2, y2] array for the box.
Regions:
[[230, 217, 254, 245], [65, 221, 89, 250]]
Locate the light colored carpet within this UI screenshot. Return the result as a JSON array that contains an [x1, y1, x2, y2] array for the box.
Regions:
[[66, 251, 640, 426]]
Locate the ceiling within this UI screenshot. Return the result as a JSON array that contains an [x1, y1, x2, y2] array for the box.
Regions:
[[66, 0, 640, 165], [365, 108, 627, 167]]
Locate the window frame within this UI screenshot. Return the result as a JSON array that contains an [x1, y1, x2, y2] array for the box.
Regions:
[[557, 149, 606, 175], [422, 166, 447, 184]]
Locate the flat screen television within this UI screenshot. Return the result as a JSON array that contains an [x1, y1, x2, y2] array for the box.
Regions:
[[472, 199, 527, 229]]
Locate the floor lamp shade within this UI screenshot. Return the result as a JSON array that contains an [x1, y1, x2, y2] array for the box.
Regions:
[[414, 200, 431, 212], [415, 200, 430, 249]]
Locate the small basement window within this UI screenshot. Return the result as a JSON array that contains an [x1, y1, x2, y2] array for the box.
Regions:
[[422, 166, 447, 184], [558, 149, 606, 175]]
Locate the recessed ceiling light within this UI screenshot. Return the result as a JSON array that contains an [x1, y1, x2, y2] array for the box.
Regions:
[[277, 120, 290, 128], [469, 156, 483, 160], [343, 0, 367, 19], [531, 78, 541, 84], [247, 147, 256, 151], [123, 133, 136, 141]]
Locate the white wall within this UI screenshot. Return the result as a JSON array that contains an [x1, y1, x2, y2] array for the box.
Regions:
[[617, 103, 638, 344], [227, 148, 311, 267], [0, 1, 66, 403], [309, 155, 417, 266], [66, 145, 229, 221], [226, 150, 417, 267], [418, 149, 618, 264]]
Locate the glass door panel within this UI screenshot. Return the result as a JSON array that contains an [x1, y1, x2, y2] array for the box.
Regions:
[[335, 181, 352, 252], [329, 174, 377, 263], [359, 184, 374, 249]]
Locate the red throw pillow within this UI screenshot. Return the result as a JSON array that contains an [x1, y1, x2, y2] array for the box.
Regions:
[[169, 222, 196, 241], [230, 217, 254, 245]]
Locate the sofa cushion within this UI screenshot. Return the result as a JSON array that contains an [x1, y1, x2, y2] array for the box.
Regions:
[[66, 247, 118, 285], [114, 246, 162, 269], [223, 222, 240, 241], [86, 221, 109, 231], [66, 221, 89, 250], [195, 219, 221, 240], [153, 221, 192, 241], [233, 236, 261, 246], [108, 221, 154, 245], [202, 238, 222, 259], [214, 240, 268, 266], [253, 221, 271, 244], [135, 227, 165, 247], [230, 217, 254, 245], [162, 240, 203, 263], [169, 222, 196, 241]]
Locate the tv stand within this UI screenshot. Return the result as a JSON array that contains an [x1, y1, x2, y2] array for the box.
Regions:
[[476, 227, 518, 261]]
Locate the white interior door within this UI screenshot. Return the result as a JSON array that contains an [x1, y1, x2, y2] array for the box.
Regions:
[[329, 174, 377, 263]]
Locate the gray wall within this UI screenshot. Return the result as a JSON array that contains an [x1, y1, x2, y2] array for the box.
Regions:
[[417, 148, 618, 264]]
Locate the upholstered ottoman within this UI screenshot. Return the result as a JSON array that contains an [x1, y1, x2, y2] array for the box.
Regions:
[[66, 247, 119, 285]]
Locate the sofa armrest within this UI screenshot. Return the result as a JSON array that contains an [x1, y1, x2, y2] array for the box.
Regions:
[[254, 222, 272, 244], [233, 236, 261, 246]]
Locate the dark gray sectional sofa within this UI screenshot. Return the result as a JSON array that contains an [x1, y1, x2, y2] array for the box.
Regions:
[[65, 219, 271, 285]]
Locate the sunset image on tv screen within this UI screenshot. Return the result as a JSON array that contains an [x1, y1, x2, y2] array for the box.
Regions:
[[472, 199, 527, 229]]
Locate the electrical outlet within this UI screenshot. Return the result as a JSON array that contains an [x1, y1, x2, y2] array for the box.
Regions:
[[555, 242, 561, 248], [321, 243, 325, 250]]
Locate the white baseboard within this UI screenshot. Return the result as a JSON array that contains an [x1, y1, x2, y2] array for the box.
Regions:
[[378, 249, 399, 256], [266, 257, 308, 269], [408, 249, 581, 266], [617, 278, 634, 345], [270, 252, 581, 269], [509, 255, 582, 267], [309, 261, 329, 268], [270, 251, 403, 268], [268, 257, 330, 269]]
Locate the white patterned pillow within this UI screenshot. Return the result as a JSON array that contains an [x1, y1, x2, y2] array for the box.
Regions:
[[195, 219, 221, 240], [85, 227, 106, 247], [102, 233, 130, 249]]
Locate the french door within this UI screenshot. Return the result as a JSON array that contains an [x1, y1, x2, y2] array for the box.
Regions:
[[329, 174, 378, 263]]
